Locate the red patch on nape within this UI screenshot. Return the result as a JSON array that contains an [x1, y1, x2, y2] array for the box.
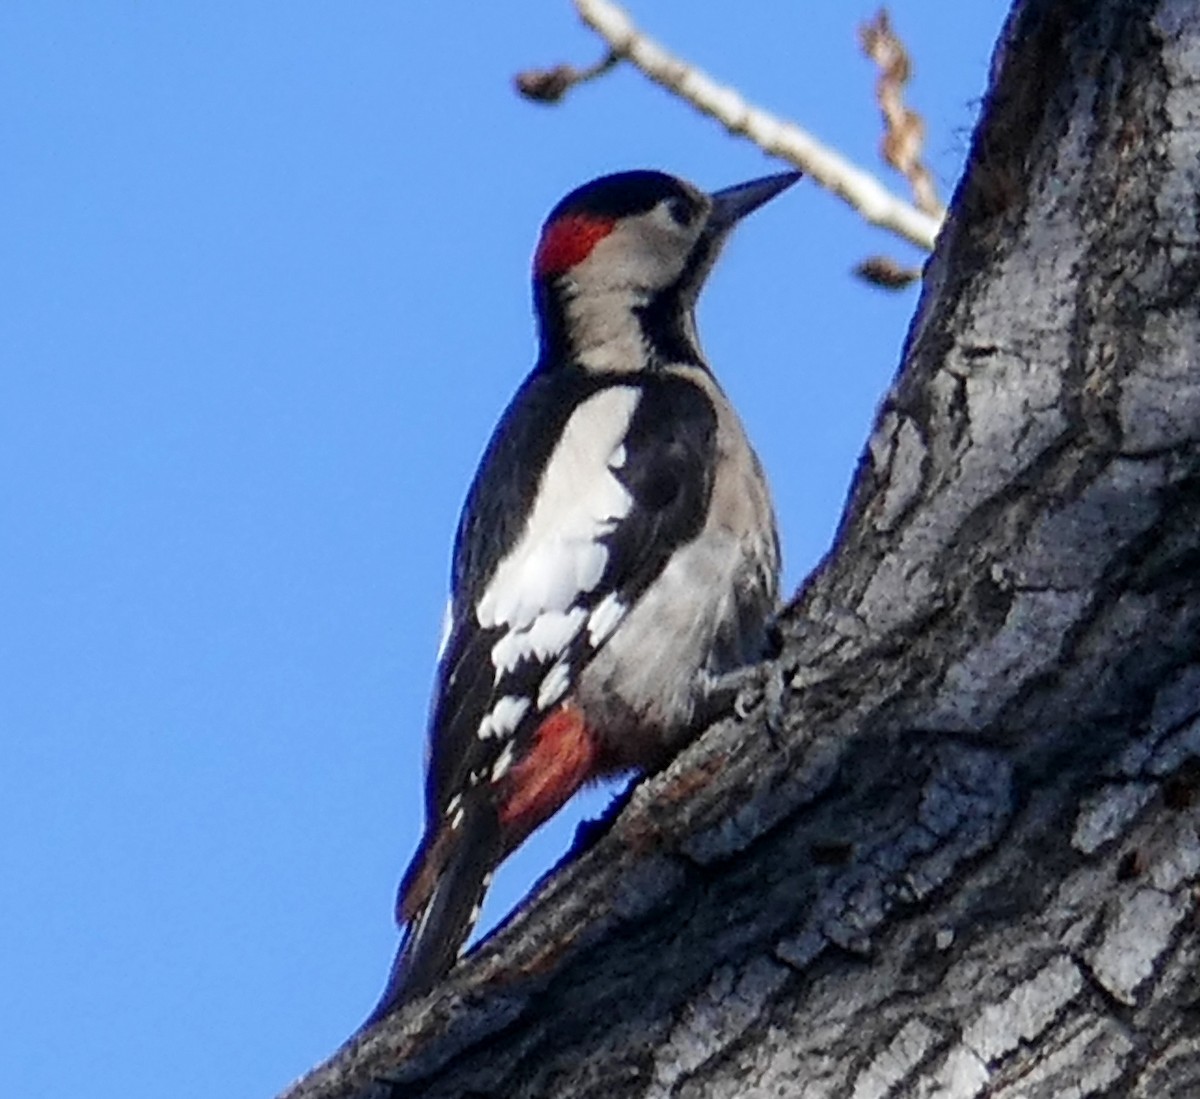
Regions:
[[534, 214, 616, 277], [498, 701, 600, 839]]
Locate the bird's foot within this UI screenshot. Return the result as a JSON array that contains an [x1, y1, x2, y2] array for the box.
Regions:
[[700, 660, 789, 744]]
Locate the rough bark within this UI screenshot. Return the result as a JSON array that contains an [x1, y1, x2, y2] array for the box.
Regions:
[[281, 1, 1200, 1095]]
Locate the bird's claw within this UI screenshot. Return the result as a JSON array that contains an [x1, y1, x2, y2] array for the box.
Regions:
[[702, 661, 790, 744]]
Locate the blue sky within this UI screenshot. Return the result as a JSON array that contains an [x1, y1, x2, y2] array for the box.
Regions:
[[2, 3, 1010, 1095]]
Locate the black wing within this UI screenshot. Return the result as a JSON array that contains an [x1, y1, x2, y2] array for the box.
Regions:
[[427, 368, 717, 824]]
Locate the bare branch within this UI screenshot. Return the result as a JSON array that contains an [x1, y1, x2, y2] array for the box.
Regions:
[[859, 9, 944, 217], [572, 0, 942, 252]]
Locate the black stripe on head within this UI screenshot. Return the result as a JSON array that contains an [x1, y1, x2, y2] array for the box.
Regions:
[[632, 224, 724, 369]]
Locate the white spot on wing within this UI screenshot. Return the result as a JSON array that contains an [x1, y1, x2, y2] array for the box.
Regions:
[[460, 874, 493, 957], [587, 592, 626, 647], [490, 606, 586, 680], [460, 908, 482, 957], [477, 695, 530, 740], [537, 660, 571, 711], [436, 599, 454, 661], [490, 741, 516, 780], [476, 387, 639, 632]]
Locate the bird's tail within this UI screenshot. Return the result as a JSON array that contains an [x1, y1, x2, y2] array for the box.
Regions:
[[362, 806, 501, 1028]]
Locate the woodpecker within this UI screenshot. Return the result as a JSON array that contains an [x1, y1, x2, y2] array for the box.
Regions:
[[368, 167, 797, 1023]]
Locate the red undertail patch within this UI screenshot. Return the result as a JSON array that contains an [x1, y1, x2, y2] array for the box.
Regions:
[[534, 214, 616, 277], [498, 701, 599, 837]]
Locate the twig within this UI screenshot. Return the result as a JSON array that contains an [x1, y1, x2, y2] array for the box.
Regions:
[[859, 10, 944, 217], [515, 50, 618, 104], [854, 255, 922, 289], [573, 0, 941, 252]]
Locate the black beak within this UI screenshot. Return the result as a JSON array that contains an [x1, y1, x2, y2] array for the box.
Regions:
[[707, 170, 802, 233]]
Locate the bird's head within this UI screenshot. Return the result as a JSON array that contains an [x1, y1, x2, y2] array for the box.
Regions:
[[532, 169, 800, 371]]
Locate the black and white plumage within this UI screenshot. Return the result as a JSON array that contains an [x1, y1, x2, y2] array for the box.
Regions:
[[367, 168, 797, 1023]]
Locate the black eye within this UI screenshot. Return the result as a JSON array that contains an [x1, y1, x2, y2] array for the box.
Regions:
[[664, 196, 693, 226]]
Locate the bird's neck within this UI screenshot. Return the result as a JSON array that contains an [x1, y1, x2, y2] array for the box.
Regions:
[[535, 281, 705, 374]]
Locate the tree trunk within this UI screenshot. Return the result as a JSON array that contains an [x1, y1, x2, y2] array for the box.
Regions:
[[281, 1, 1200, 1095]]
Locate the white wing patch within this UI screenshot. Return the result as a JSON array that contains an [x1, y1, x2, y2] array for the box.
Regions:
[[476, 386, 639, 633], [473, 387, 640, 712], [489, 606, 586, 681], [537, 660, 571, 711], [477, 695, 530, 740], [490, 741, 516, 780], [587, 591, 626, 647]]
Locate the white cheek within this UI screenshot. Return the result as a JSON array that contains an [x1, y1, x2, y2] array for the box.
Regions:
[[575, 213, 694, 292]]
